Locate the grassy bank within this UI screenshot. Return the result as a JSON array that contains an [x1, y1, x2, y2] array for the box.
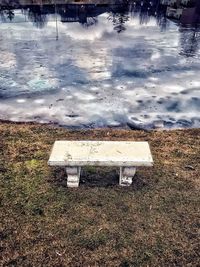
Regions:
[[0, 122, 199, 267]]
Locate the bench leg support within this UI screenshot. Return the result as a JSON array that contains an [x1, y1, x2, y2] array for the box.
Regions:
[[66, 167, 81, 188], [119, 167, 136, 186]]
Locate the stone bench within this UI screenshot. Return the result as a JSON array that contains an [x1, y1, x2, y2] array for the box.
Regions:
[[48, 141, 153, 187]]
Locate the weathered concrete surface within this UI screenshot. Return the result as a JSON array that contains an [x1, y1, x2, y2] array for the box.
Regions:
[[48, 141, 153, 166], [66, 166, 81, 187]]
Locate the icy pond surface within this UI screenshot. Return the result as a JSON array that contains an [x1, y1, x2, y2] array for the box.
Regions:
[[0, 4, 200, 129]]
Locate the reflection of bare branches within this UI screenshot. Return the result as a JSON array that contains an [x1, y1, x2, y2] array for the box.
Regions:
[[81, 17, 98, 28], [26, 8, 48, 28], [156, 14, 169, 31], [108, 12, 129, 33], [0, 9, 6, 22], [0, 8, 14, 21], [139, 10, 150, 25], [0, 0, 20, 8], [179, 26, 200, 57], [6, 9, 14, 20]]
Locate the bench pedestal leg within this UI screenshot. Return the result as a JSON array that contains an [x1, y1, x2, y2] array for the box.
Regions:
[[119, 167, 136, 186], [66, 167, 81, 188]]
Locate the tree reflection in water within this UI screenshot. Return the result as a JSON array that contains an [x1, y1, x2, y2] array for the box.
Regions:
[[108, 12, 129, 33], [26, 6, 48, 28], [180, 26, 200, 57], [0, 8, 15, 22], [0, 1, 200, 56]]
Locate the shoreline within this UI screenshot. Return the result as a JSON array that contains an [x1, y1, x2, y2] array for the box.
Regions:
[[0, 118, 199, 132]]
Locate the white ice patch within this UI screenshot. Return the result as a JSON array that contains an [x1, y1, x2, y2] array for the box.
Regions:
[[16, 99, 26, 103]]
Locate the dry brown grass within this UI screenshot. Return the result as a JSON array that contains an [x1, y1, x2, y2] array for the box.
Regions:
[[0, 122, 200, 267]]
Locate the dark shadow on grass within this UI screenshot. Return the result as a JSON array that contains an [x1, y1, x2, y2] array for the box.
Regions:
[[49, 166, 149, 190], [132, 175, 148, 191], [49, 167, 67, 187], [80, 166, 119, 187]]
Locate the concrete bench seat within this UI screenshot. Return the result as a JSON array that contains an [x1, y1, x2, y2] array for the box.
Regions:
[[48, 141, 153, 187]]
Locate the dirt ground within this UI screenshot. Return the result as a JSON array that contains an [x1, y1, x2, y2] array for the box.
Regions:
[[0, 122, 199, 267]]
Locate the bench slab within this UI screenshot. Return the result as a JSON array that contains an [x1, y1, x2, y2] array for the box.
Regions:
[[48, 141, 153, 187], [48, 141, 153, 167]]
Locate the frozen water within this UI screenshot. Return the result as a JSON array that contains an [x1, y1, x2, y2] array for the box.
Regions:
[[0, 6, 200, 129]]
